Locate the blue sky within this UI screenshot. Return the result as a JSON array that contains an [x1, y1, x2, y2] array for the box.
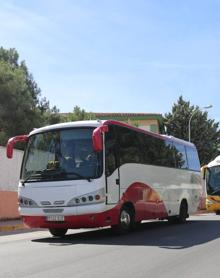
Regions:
[[0, 0, 220, 122]]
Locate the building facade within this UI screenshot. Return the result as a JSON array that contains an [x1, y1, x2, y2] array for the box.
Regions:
[[95, 113, 163, 133]]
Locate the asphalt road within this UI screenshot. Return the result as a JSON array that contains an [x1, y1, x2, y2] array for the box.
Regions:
[[1, 213, 220, 278]]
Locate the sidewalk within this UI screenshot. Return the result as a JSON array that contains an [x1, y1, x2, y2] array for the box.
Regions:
[[0, 218, 28, 232]]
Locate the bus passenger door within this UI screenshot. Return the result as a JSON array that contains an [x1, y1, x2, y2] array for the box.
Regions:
[[106, 168, 120, 204], [105, 127, 120, 204]]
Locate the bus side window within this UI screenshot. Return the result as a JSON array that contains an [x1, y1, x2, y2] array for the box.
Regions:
[[138, 133, 154, 165], [118, 127, 141, 165], [186, 147, 200, 172], [173, 143, 188, 169], [162, 141, 176, 168], [140, 135, 174, 168], [206, 168, 212, 193]]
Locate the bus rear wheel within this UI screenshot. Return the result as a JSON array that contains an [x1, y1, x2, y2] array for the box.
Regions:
[[168, 200, 188, 224], [49, 228, 68, 237], [112, 206, 134, 234], [178, 200, 188, 223]]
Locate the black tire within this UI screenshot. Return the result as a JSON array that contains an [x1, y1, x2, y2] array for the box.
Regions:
[[49, 228, 68, 237], [112, 206, 134, 234], [168, 200, 188, 224], [178, 200, 188, 223]]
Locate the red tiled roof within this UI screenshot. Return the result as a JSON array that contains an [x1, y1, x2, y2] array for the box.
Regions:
[[94, 112, 162, 117]]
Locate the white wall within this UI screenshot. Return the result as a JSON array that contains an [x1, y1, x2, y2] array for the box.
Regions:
[[0, 146, 23, 191]]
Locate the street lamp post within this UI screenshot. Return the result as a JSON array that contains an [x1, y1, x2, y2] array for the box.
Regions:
[[188, 105, 213, 142]]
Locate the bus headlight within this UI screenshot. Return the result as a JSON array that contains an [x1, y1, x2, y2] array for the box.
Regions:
[[67, 188, 105, 206], [19, 196, 39, 207]]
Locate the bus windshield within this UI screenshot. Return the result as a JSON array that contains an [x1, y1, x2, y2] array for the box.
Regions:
[[206, 166, 220, 195], [21, 128, 103, 182]]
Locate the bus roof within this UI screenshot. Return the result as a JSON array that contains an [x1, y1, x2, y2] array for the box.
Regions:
[[29, 120, 103, 136], [29, 119, 195, 148]]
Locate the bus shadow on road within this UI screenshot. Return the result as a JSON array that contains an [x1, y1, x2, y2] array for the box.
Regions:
[[32, 218, 220, 249]]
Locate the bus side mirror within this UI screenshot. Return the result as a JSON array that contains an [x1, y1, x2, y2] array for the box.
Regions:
[[92, 125, 109, 152], [6, 135, 28, 158]]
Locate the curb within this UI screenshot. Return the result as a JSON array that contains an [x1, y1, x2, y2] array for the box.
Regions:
[[0, 222, 27, 232], [193, 209, 209, 215]]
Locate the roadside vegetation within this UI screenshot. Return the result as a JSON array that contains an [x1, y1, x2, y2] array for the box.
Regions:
[[0, 47, 219, 164], [164, 96, 220, 165]]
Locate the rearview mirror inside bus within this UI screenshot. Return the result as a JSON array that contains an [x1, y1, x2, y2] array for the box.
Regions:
[[6, 135, 28, 159]]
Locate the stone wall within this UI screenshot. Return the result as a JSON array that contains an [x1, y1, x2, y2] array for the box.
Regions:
[[0, 146, 23, 219]]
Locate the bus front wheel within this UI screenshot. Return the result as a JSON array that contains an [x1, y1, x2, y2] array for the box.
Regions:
[[49, 228, 68, 237], [112, 206, 134, 234]]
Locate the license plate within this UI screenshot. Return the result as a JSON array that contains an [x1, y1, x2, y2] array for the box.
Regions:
[[46, 215, 65, 222]]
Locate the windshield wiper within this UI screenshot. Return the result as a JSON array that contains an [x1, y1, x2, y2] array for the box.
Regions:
[[21, 173, 43, 186], [21, 169, 59, 185], [59, 171, 93, 182], [46, 169, 93, 182], [22, 169, 93, 184]]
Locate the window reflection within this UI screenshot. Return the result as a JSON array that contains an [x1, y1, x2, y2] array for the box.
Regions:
[[21, 128, 103, 181]]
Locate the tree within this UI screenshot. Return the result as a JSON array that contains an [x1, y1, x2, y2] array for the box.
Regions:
[[38, 96, 62, 125], [65, 106, 95, 122], [163, 96, 220, 165], [0, 47, 61, 145]]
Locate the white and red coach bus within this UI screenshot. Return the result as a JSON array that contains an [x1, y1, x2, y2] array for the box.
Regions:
[[7, 120, 202, 236]]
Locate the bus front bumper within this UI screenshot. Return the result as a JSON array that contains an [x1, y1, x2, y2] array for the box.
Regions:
[[22, 209, 119, 229]]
